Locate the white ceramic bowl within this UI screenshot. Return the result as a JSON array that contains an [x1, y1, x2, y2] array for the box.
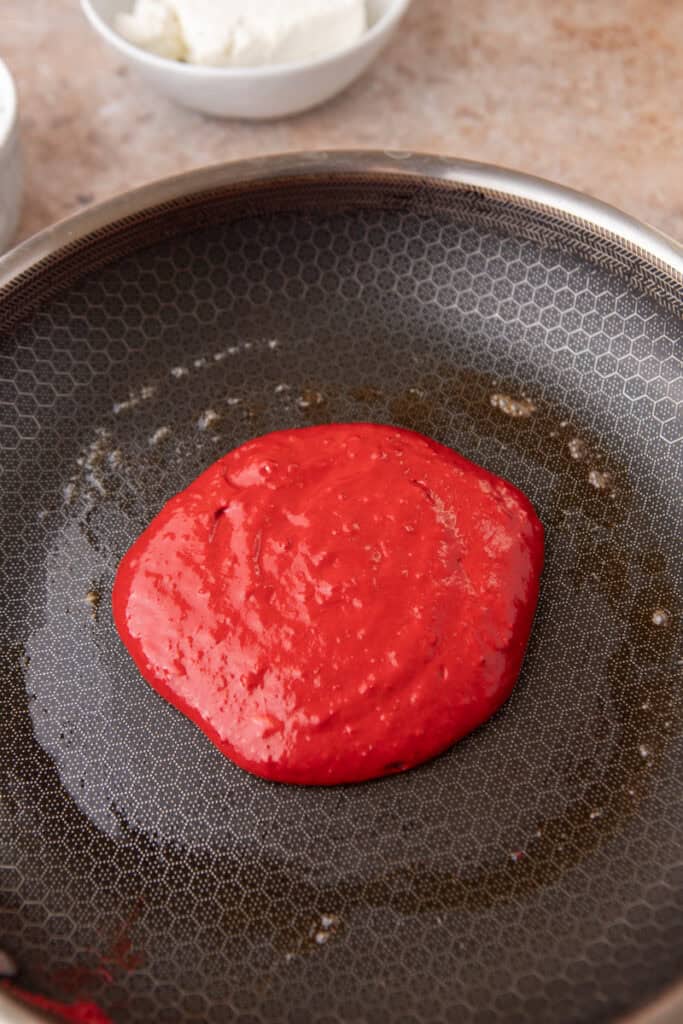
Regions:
[[80, 0, 411, 119], [0, 59, 21, 253]]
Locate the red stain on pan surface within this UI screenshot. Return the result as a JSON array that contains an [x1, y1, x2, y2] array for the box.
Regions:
[[114, 424, 544, 785]]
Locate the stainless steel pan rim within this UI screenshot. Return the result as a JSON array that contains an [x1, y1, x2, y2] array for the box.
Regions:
[[0, 151, 681, 1024], [1, 151, 682, 292]]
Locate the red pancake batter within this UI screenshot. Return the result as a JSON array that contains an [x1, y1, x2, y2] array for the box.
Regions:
[[1, 982, 113, 1024], [113, 424, 543, 785]]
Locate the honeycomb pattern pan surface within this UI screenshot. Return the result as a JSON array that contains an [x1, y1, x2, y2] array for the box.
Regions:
[[0, 154, 681, 1024]]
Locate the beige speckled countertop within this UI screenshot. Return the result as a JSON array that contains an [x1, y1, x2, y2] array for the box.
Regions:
[[3, 0, 683, 245]]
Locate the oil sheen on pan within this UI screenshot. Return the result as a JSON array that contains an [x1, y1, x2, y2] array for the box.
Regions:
[[113, 424, 544, 785]]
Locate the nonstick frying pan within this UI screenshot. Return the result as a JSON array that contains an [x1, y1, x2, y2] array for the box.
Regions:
[[0, 153, 681, 1024]]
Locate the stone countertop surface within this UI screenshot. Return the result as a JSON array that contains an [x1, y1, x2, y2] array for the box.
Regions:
[[2, 0, 683, 246]]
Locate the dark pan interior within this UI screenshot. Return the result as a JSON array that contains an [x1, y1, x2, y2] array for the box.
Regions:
[[1, 175, 682, 1024]]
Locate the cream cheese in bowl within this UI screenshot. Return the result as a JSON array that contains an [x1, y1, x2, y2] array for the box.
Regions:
[[116, 0, 367, 67], [81, 0, 409, 119]]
